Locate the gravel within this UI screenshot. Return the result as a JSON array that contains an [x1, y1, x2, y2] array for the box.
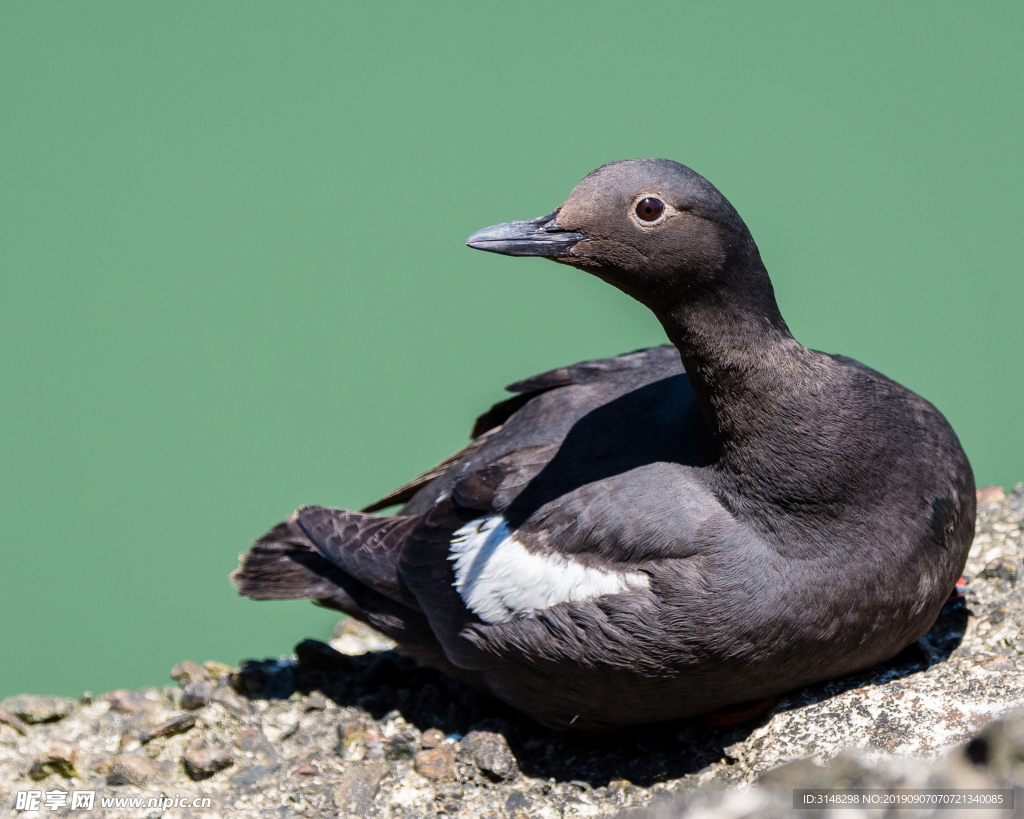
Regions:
[[1, 484, 1022, 818]]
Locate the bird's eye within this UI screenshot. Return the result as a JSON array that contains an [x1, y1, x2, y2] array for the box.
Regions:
[[635, 197, 664, 222]]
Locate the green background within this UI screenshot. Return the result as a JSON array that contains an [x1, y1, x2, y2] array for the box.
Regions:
[[1, 3, 1021, 698]]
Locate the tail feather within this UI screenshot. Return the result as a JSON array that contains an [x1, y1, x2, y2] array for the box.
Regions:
[[254, 518, 306, 546], [232, 542, 351, 602], [292, 506, 422, 610], [233, 506, 452, 666]]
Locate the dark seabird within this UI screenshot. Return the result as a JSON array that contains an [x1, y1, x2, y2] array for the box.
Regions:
[[233, 159, 975, 731]]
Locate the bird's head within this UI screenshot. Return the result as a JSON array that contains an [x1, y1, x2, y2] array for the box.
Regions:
[[466, 158, 766, 313]]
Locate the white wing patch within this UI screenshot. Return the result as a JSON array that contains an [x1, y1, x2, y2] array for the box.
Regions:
[[449, 515, 650, 624]]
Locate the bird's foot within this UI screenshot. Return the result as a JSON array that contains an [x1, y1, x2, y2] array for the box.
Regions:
[[946, 575, 968, 604]]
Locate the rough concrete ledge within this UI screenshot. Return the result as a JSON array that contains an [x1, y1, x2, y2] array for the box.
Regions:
[[1, 485, 1022, 818]]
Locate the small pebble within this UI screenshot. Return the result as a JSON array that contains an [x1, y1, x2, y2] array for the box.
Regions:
[[506, 791, 533, 818], [982, 556, 1019, 583], [139, 712, 198, 744], [171, 660, 212, 686], [28, 742, 89, 780], [421, 727, 445, 748], [203, 660, 236, 678], [0, 695, 77, 724], [0, 707, 29, 735], [333, 762, 389, 816], [180, 680, 216, 710], [183, 747, 234, 780], [117, 731, 140, 752], [105, 754, 173, 786], [104, 689, 151, 715], [209, 686, 252, 715], [978, 486, 1007, 504], [414, 746, 457, 781], [229, 762, 281, 788], [384, 734, 417, 761], [338, 717, 365, 743], [982, 655, 1014, 672], [235, 727, 277, 758], [363, 726, 385, 759], [330, 618, 397, 655], [461, 730, 518, 781]]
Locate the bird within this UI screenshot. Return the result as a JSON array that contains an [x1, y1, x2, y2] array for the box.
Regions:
[[232, 158, 975, 731]]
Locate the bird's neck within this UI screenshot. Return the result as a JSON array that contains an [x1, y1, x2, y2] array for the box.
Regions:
[[653, 266, 813, 461]]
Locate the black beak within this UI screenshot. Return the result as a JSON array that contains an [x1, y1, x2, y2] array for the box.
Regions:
[[466, 210, 587, 258]]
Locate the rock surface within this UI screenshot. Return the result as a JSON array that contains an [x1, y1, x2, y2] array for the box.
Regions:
[[0, 485, 1021, 818], [0, 696, 77, 725], [624, 708, 1024, 818]]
